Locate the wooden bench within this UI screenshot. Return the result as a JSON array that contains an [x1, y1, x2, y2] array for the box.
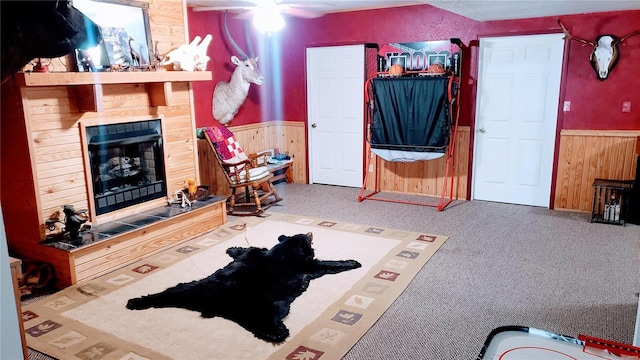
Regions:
[[266, 160, 294, 184], [254, 149, 293, 185]]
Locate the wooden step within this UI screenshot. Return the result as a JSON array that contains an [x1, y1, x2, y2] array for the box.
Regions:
[[42, 196, 226, 287]]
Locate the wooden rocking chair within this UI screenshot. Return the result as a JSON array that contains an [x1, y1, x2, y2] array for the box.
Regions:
[[203, 126, 281, 216]]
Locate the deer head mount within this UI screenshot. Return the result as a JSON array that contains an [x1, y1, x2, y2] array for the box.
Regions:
[[212, 11, 264, 125], [558, 19, 640, 81]]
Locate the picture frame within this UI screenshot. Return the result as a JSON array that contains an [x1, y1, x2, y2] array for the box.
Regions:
[[72, 0, 153, 71]]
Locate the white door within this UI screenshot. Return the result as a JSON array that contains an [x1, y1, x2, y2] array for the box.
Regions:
[[306, 45, 364, 187], [472, 33, 564, 207]]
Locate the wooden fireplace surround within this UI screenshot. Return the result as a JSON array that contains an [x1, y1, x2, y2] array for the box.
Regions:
[[1, 71, 227, 288]]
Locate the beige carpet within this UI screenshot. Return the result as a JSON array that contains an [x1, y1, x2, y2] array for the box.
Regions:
[[22, 213, 448, 360]]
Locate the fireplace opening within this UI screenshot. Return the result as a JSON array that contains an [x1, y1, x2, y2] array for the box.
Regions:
[[86, 119, 167, 216]]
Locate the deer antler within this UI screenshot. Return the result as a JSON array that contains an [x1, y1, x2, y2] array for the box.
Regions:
[[557, 19, 595, 47], [223, 11, 249, 60], [616, 30, 640, 45]]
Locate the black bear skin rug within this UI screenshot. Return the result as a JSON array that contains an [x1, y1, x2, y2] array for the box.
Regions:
[[126, 232, 361, 343]]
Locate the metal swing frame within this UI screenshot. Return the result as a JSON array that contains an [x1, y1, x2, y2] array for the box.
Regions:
[[357, 40, 463, 211]]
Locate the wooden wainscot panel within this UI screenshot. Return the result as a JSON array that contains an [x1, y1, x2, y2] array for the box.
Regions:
[[229, 124, 272, 154], [198, 121, 307, 196], [365, 126, 470, 200], [455, 127, 470, 200], [554, 130, 640, 212], [148, 0, 187, 52], [273, 122, 307, 184]]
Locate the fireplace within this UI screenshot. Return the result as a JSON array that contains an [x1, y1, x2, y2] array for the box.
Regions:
[[86, 119, 167, 216]]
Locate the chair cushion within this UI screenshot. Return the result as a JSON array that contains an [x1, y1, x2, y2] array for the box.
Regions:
[[230, 166, 270, 184]]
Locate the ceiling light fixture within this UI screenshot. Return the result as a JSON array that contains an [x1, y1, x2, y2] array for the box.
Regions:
[[252, 2, 285, 34]]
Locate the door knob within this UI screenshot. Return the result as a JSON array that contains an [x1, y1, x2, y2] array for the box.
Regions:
[[311, 123, 317, 128], [478, 127, 486, 133]]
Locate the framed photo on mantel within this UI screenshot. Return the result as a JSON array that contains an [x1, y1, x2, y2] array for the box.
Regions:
[[72, 0, 152, 71]]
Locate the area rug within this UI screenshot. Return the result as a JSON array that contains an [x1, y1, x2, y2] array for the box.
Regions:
[[22, 213, 448, 360]]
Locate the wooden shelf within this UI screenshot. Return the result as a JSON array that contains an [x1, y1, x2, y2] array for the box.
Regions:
[[15, 70, 211, 86], [14, 71, 212, 112]]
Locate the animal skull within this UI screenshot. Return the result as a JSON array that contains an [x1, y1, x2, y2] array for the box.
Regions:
[[162, 34, 212, 72], [591, 35, 617, 80], [558, 20, 640, 81]]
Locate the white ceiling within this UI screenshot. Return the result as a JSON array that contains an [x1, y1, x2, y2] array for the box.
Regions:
[[187, 0, 640, 21], [424, 0, 640, 21]]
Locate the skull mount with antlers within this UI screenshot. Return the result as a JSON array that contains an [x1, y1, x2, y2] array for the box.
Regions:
[[558, 19, 640, 81]]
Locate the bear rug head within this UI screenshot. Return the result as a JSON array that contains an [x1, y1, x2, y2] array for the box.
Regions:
[[126, 232, 361, 343]]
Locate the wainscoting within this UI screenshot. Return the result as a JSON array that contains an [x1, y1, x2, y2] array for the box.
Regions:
[[199, 124, 638, 213], [199, 123, 470, 201], [198, 121, 307, 196], [366, 127, 470, 200], [554, 130, 640, 212]]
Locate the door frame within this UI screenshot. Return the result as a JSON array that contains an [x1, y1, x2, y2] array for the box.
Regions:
[[305, 44, 366, 187], [469, 31, 569, 208]]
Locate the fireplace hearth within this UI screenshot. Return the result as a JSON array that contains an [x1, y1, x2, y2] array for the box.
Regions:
[[86, 119, 167, 215]]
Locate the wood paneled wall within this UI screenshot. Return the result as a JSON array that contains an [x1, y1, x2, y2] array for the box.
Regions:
[[36, 0, 194, 226], [26, 84, 197, 223], [554, 130, 640, 212], [1, 0, 198, 257], [198, 121, 306, 195], [199, 123, 469, 201], [199, 126, 639, 213], [365, 127, 470, 200]]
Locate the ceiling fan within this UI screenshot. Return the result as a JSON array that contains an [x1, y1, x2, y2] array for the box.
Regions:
[[190, 0, 329, 19]]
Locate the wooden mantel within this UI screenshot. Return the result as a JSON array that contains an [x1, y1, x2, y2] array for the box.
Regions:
[[15, 70, 211, 86], [13, 71, 212, 112]]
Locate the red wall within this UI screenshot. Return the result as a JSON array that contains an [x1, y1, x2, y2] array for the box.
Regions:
[[188, 6, 640, 130], [477, 12, 640, 130]]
